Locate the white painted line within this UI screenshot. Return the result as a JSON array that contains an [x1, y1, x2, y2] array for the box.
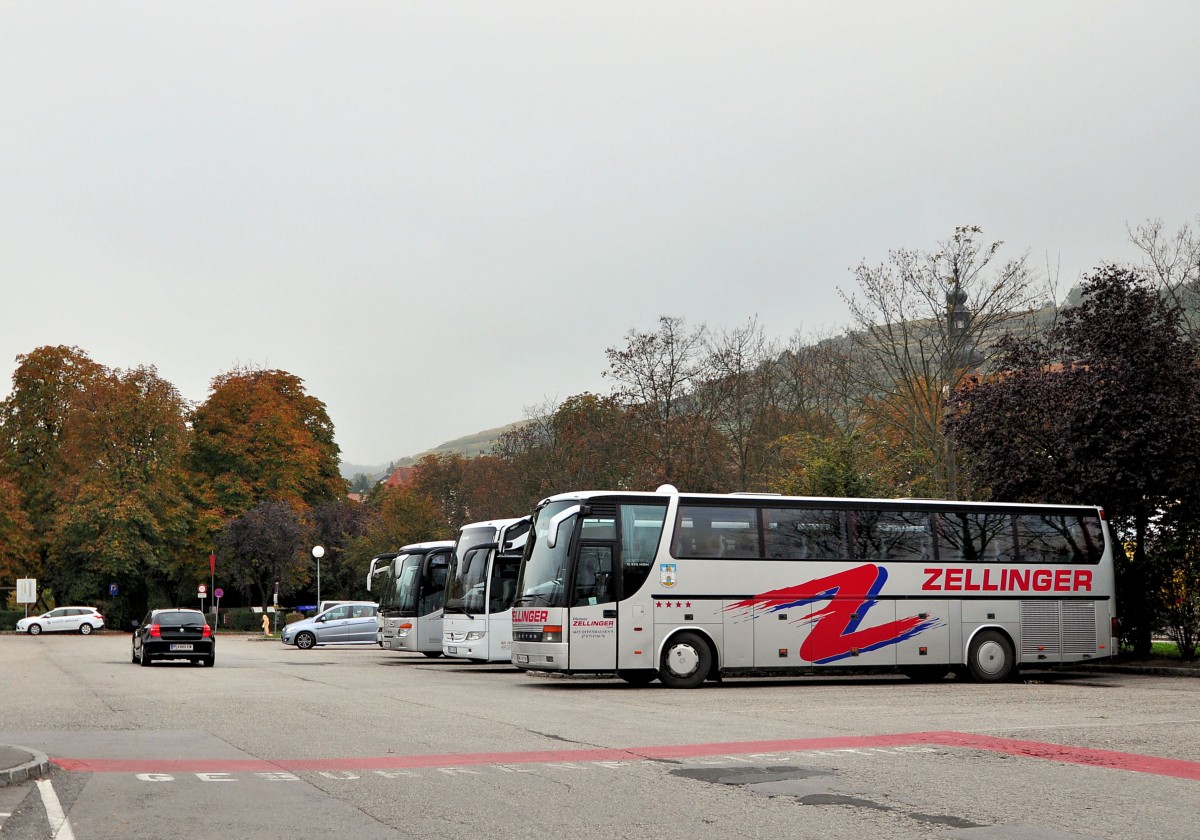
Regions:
[[35, 779, 76, 840]]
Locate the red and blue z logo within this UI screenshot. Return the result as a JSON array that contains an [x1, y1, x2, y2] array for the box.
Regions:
[[725, 563, 938, 664]]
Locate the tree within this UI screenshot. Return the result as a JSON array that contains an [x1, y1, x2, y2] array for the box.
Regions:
[[840, 226, 1049, 497], [1129, 215, 1200, 342], [699, 318, 785, 490], [342, 485, 447, 573], [605, 316, 715, 488], [48, 365, 195, 622], [217, 501, 309, 608], [768, 431, 891, 499], [308, 498, 375, 601], [0, 345, 104, 602], [947, 264, 1200, 655], [189, 367, 345, 517], [0, 475, 36, 602]]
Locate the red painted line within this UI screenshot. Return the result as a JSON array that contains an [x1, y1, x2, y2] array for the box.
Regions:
[[51, 731, 1200, 782]]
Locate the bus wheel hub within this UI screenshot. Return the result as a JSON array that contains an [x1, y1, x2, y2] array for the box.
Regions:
[[668, 644, 700, 676]]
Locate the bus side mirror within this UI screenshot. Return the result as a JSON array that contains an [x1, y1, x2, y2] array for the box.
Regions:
[[546, 505, 582, 549]]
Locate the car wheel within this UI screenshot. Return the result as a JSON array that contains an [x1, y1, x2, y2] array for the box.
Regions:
[[658, 631, 712, 689], [967, 630, 1015, 683], [28, 623, 42, 636], [295, 631, 316, 650], [200, 656, 215, 667], [80, 623, 94, 635], [131, 645, 138, 664], [139, 648, 152, 667]]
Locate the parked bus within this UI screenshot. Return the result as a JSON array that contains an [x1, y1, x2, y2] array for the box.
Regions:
[[442, 516, 532, 662], [510, 485, 1116, 688], [366, 541, 454, 656]]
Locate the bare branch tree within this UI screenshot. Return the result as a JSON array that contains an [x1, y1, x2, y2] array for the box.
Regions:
[[839, 226, 1052, 496]]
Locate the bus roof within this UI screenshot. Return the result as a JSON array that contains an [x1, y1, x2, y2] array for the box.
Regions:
[[395, 539, 455, 553], [458, 516, 528, 533], [536, 487, 1103, 514]]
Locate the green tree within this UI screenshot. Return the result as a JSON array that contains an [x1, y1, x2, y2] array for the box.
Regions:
[[217, 501, 309, 608], [189, 367, 346, 517], [343, 485, 447, 573], [947, 264, 1200, 655], [308, 498, 374, 601]]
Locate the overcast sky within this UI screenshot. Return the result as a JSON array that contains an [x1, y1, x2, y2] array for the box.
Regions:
[[3, 3, 1198, 468]]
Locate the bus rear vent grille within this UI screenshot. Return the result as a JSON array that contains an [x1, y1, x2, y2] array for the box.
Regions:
[[1020, 600, 1097, 658]]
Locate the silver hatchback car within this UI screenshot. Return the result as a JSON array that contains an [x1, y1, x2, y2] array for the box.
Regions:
[[280, 602, 378, 649]]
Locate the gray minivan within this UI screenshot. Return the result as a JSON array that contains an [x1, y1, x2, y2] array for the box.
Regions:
[[280, 601, 378, 649]]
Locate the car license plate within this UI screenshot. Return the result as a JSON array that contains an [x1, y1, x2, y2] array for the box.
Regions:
[[447, 646, 457, 654], [169, 643, 193, 651]]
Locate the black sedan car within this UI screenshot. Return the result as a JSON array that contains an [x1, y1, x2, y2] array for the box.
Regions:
[[131, 608, 215, 667]]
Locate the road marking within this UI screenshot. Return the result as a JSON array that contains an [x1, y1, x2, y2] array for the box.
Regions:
[[35, 779, 76, 840], [50, 731, 1200, 782]]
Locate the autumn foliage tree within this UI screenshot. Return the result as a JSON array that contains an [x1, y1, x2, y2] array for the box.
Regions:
[[948, 265, 1200, 655], [189, 367, 345, 519], [49, 365, 195, 619], [0, 346, 104, 603]]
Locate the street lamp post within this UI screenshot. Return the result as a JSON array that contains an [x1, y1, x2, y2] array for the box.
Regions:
[[312, 545, 325, 609]]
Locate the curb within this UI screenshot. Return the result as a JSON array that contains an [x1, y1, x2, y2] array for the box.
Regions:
[[0, 746, 51, 787], [1074, 663, 1200, 678]]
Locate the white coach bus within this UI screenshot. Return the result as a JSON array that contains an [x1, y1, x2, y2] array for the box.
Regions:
[[367, 540, 454, 657], [442, 516, 532, 662], [510, 486, 1116, 688]]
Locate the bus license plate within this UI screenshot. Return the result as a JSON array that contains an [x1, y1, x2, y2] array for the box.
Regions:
[[515, 654, 528, 664], [447, 646, 457, 654], [170, 644, 193, 651]]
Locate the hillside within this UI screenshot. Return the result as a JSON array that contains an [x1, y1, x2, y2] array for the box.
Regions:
[[339, 421, 526, 481]]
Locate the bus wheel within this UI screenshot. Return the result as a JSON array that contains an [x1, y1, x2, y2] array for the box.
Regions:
[[659, 632, 712, 689], [967, 630, 1015, 682], [617, 669, 658, 686], [422, 651, 443, 658]]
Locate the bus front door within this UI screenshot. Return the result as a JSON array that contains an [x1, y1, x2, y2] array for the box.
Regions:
[[568, 543, 617, 671]]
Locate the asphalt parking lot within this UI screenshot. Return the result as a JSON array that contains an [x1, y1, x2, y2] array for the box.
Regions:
[[2, 632, 1198, 839]]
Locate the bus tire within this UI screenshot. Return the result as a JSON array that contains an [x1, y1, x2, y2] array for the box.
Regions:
[[617, 669, 658, 686], [967, 630, 1015, 683], [422, 650, 443, 658], [659, 632, 712, 689]]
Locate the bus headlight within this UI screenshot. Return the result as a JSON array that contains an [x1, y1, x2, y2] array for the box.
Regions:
[[541, 625, 562, 643], [465, 631, 485, 641], [398, 622, 413, 637]]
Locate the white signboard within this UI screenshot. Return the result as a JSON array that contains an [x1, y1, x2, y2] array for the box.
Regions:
[[16, 578, 36, 604]]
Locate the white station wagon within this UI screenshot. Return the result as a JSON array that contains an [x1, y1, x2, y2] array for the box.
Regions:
[[16, 606, 106, 636]]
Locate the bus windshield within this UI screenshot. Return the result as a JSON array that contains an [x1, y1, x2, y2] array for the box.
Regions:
[[379, 554, 422, 614], [515, 500, 577, 608], [445, 544, 493, 615]]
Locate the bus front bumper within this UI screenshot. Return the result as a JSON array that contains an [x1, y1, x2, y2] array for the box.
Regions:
[[511, 642, 568, 671]]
